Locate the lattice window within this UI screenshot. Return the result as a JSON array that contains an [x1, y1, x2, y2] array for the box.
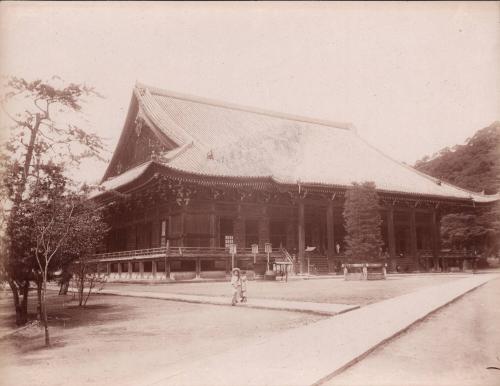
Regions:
[[225, 235, 234, 248]]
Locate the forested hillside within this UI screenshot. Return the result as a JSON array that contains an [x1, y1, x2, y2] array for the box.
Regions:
[[414, 121, 500, 194]]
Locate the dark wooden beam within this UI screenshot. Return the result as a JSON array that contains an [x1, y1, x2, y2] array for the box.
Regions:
[[387, 206, 396, 259], [326, 200, 335, 258], [298, 199, 306, 274]]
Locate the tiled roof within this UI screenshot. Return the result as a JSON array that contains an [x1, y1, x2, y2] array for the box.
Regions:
[[96, 83, 499, 204], [90, 161, 153, 199]]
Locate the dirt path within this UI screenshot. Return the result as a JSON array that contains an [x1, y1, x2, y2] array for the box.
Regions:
[[325, 277, 500, 386]]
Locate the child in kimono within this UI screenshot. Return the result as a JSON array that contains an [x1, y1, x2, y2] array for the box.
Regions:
[[231, 268, 241, 306], [240, 270, 248, 303]]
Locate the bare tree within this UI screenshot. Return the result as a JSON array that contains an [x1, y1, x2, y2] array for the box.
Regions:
[[70, 261, 107, 307], [33, 196, 75, 346]]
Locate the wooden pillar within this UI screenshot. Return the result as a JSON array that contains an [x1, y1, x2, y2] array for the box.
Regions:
[[387, 207, 396, 259], [165, 257, 170, 279], [431, 209, 441, 269], [180, 206, 186, 247], [431, 210, 439, 257], [139, 261, 144, 278], [209, 204, 217, 248], [258, 206, 270, 250], [410, 208, 417, 258], [298, 200, 305, 274], [128, 261, 132, 278], [152, 260, 157, 279], [326, 201, 335, 258], [234, 206, 245, 250], [118, 262, 122, 278], [195, 258, 201, 279]]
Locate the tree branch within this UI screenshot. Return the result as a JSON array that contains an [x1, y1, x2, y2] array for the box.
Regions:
[[46, 203, 75, 266], [0, 101, 32, 129]]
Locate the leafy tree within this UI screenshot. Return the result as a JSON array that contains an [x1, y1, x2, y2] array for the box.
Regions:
[[441, 213, 488, 250], [0, 76, 105, 326], [415, 122, 500, 257], [415, 122, 500, 194], [30, 170, 76, 346], [342, 182, 384, 263], [7, 162, 108, 346], [63, 199, 108, 307], [442, 201, 500, 256]]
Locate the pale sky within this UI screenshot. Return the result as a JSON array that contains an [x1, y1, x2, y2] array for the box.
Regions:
[[1, 1, 499, 184]]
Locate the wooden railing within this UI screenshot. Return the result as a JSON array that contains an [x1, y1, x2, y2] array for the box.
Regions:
[[92, 246, 285, 262]]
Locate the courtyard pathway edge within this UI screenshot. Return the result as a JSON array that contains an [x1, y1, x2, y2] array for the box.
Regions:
[[98, 288, 359, 316]]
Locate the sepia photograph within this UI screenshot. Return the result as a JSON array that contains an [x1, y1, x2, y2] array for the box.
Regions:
[[0, 2, 499, 386]]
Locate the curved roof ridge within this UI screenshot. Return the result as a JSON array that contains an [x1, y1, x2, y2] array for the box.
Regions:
[[134, 86, 194, 146], [135, 81, 353, 131]]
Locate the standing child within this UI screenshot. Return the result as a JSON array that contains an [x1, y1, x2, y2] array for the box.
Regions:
[[240, 270, 248, 303], [231, 268, 241, 306]]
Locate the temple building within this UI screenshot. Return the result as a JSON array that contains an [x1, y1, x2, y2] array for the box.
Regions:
[[90, 83, 498, 281]]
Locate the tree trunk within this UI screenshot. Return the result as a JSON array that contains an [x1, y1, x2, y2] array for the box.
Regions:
[[59, 278, 69, 295], [6, 117, 40, 326], [36, 278, 43, 322], [8, 281, 22, 326], [78, 273, 84, 307], [20, 281, 29, 322], [77, 265, 86, 306], [9, 280, 30, 326], [83, 277, 94, 307], [42, 271, 50, 346]]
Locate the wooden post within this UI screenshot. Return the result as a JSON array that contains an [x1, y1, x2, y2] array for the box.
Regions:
[[326, 201, 335, 258], [209, 209, 217, 248], [128, 261, 132, 278], [298, 200, 305, 274], [180, 206, 186, 247], [164, 239, 170, 280], [387, 207, 396, 259], [410, 208, 417, 259], [431, 209, 441, 270], [165, 258, 170, 280], [195, 258, 201, 279], [258, 206, 270, 250], [230, 244, 236, 270], [431, 209, 437, 257], [152, 260, 157, 279]]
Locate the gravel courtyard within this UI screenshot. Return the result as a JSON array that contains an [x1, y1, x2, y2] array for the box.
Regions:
[[0, 291, 322, 386], [0, 273, 475, 386], [105, 274, 464, 306]]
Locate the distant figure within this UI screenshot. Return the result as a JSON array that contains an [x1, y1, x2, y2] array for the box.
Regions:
[[231, 268, 242, 306], [335, 243, 340, 254], [240, 270, 248, 303]]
